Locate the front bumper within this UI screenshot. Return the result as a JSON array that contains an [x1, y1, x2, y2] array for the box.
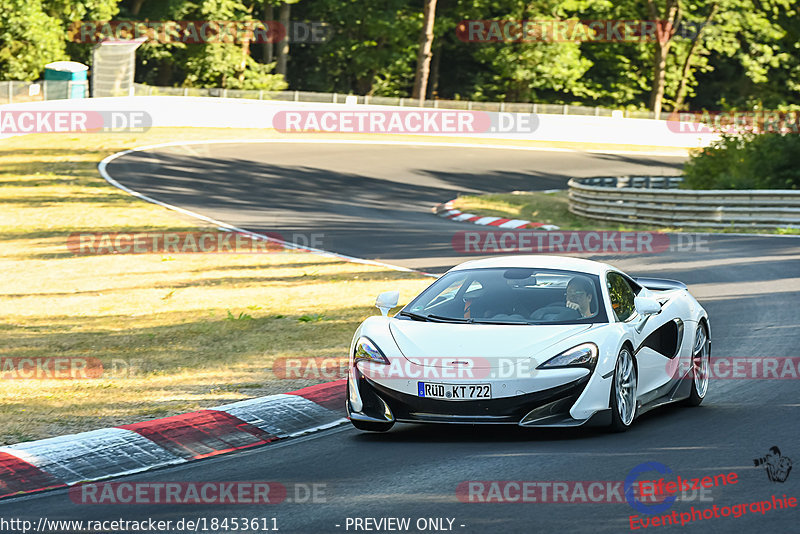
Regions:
[[347, 368, 607, 427]]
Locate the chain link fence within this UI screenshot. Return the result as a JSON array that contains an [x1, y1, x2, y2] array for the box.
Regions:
[[0, 80, 90, 104], [129, 84, 657, 119], [1, 80, 657, 119]]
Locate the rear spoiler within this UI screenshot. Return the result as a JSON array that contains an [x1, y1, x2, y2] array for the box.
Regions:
[[634, 277, 688, 291]]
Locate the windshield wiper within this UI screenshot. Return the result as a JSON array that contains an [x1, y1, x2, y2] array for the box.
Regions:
[[397, 311, 471, 323], [398, 311, 431, 322], [427, 314, 471, 323], [471, 319, 531, 325]]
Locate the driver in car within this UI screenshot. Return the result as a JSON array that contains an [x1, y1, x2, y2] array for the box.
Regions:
[[565, 276, 594, 318]]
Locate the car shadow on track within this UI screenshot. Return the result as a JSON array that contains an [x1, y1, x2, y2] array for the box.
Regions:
[[350, 402, 700, 443]]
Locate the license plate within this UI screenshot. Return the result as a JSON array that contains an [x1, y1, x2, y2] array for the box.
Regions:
[[417, 382, 492, 400]]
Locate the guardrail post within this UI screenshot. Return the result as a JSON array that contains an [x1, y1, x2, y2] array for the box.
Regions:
[[500, 101, 505, 112], [399, 97, 404, 107], [333, 92, 338, 103], [563, 104, 568, 114], [8, 81, 12, 104], [364, 95, 370, 105]]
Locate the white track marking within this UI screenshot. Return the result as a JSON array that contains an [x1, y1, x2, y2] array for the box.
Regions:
[[98, 140, 441, 277]]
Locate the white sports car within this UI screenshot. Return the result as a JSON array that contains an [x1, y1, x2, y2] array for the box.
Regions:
[[346, 256, 710, 432]]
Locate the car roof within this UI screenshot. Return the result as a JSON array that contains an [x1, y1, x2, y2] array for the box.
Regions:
[[448, 255, 614, 276]]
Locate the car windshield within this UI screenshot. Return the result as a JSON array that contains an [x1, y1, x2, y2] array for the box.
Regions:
[[401, 267, 608, 325]]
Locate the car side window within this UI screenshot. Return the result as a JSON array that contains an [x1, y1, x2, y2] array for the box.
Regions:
[[607, 272, 636, 322]]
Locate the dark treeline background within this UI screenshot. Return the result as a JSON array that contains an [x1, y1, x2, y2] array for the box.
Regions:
[[1, 0, 797, 114]]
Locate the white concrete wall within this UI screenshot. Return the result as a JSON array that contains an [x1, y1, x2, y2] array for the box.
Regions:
[[0, 96, 719, 149]]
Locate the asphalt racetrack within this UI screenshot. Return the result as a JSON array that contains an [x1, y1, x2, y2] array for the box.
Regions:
[[4, 141, 799, 533]]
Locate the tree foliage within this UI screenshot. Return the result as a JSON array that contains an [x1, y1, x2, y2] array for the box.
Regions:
[[0, 0, 796, 109], [682, 133, 800, 190], [0, 0, 67, 80]]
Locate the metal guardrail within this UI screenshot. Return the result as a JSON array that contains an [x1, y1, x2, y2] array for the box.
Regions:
[[568, 176, 800, 229]]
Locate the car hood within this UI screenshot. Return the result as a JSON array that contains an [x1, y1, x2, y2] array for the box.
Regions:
[[388, 319, 593, 369]]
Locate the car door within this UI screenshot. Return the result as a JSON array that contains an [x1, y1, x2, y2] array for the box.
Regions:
[[606, 272, 678, 403]]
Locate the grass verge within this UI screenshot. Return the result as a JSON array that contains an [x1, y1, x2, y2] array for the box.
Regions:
[[0, 128, 432, 445], [450, 191, 800, 235]]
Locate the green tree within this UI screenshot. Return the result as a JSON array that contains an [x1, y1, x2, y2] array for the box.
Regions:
[[0, 0, 66, 80], [184, 42, 286, 89], [44, 0, 120, 65], [682, 133, 800, 190], [694, 0, 798, 109], [122, 0, 286, 89], [289, 0, 419, 95], [43, 0, 119, 23], [627, 0, 795, 115], [433, 0, 594, 103]]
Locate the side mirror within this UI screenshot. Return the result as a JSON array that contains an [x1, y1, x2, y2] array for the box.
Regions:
[[634, 296, 661, 316], [375, 291, 399, 316]]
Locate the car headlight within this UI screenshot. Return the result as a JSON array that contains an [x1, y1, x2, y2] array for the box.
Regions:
[[353, 336, 389, 365], [537, 342, 598, 369]]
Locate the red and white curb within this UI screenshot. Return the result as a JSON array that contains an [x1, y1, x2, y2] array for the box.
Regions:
[[433, 200, 560, 230], [0, 380, 346, 500]]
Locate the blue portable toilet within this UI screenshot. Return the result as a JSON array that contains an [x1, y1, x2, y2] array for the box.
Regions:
[[44, 61, 89, 99]]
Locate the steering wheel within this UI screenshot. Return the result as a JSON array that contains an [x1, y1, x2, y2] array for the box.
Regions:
[[529, 305, 582, 321]]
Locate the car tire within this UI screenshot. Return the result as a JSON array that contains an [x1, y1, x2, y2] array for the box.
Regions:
[[350, 419, 394, 432], [609, 346, 637, 432], [683, 323, 710, 407]]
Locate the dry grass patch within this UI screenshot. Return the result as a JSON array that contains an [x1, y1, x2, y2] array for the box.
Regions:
[[0, 129, 432, 445]]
